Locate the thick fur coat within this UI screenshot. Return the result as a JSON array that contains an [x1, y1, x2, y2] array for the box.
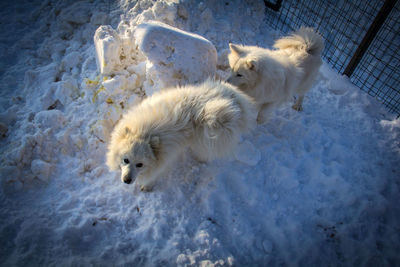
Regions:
[[227, 27, 324, 123], [106, 79, 256, 191]]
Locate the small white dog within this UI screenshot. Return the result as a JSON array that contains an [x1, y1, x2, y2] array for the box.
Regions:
[[106, 79, 256, 191], [227, 27, 324, 123]]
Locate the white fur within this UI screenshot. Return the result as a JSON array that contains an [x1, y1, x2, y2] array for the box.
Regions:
[[227, 27, 324, 123], [106, 79, 256, 191]]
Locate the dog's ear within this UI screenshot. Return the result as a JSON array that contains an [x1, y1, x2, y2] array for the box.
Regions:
[[119, 126, 132, 139], [149, 135, 160, 158], [114, 126, 132, 146], [246, 59, 256, 70], [229, 43, 243, 56]]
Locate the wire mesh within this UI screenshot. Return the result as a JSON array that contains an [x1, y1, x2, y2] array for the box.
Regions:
[[264, 0, 400, 116], [350, 0, 400, 115]]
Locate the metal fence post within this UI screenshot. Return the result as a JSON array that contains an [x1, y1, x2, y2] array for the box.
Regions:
[[264, 0, 283, 12], [343, 0, 398, 77]]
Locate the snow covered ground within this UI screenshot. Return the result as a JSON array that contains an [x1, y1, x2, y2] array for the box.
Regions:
[[0, 0, 399, 266]]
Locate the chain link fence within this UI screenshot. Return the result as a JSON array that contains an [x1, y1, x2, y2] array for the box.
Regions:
[[264, 0, 400, 116]]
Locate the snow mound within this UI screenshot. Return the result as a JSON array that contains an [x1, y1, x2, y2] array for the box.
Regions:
[[134, 21, 217, 90], [94, 20, 217, 95]]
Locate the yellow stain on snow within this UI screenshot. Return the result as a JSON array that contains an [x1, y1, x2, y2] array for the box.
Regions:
[[86, 75, 110, 104], [85, 79, 99, 86], [92, 85, 106, 103], [85, 75, 102, 87]]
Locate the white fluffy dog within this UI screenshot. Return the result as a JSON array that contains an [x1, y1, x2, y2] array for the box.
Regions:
[[106, 79, 256, 191], [227, 27, 324, 123]]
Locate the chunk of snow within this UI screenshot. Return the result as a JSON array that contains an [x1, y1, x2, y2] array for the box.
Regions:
[[34, 110, 66, 130], [0, 166, 22, 193], [94, 25, 122, 75], [0, 122, 8, 136], [90, 12, 109, 26], [134, 21, 217, 90], [127, 61, 146, 77], [31, 159, 52, 181], [234, 140, 261, 166], [262, 240, 273, 253], [61, 51, 81, 71], [53, 79, 80, 106], [58, 2, 91, 25], [102, 75, 127, 93], [152, 1, 177, 25], [90, 119, 114, 142]]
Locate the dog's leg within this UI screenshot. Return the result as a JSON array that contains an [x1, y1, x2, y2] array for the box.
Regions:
[[137, 175, 158, 192], [191, 148, 209, 163], [140, 184, 153, 192], [257, 103, 275, 124], [292, 95, 304, 111], [139, 180, 155, 192]]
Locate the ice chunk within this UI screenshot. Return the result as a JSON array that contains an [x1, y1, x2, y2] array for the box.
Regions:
[[94, 25, 122, 75], [134, 21, 217, 90]]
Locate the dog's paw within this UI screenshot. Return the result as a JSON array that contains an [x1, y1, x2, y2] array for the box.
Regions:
[[191, 151, 208, 163], [140, 185, 153, 192], [292, 103, 303, 111], [256, 116, 267, 125]]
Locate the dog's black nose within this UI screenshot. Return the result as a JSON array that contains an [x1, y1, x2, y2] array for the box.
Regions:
[[124, 178, 132, 184]]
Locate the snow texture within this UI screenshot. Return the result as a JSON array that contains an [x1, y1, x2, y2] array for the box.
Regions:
[[0, 0, 399, 266]]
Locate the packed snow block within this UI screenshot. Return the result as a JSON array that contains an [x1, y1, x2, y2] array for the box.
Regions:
[[94, 25, 122, 75], [134, 21, 217, 89]]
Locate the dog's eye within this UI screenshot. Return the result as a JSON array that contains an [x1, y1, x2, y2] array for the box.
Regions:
[[236, 73, 243, 77], [136, 163, 143, 168], [123, 158, 130, 164]]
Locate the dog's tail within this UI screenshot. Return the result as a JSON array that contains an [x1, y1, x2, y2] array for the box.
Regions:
[[274, 27, 324, 56]]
